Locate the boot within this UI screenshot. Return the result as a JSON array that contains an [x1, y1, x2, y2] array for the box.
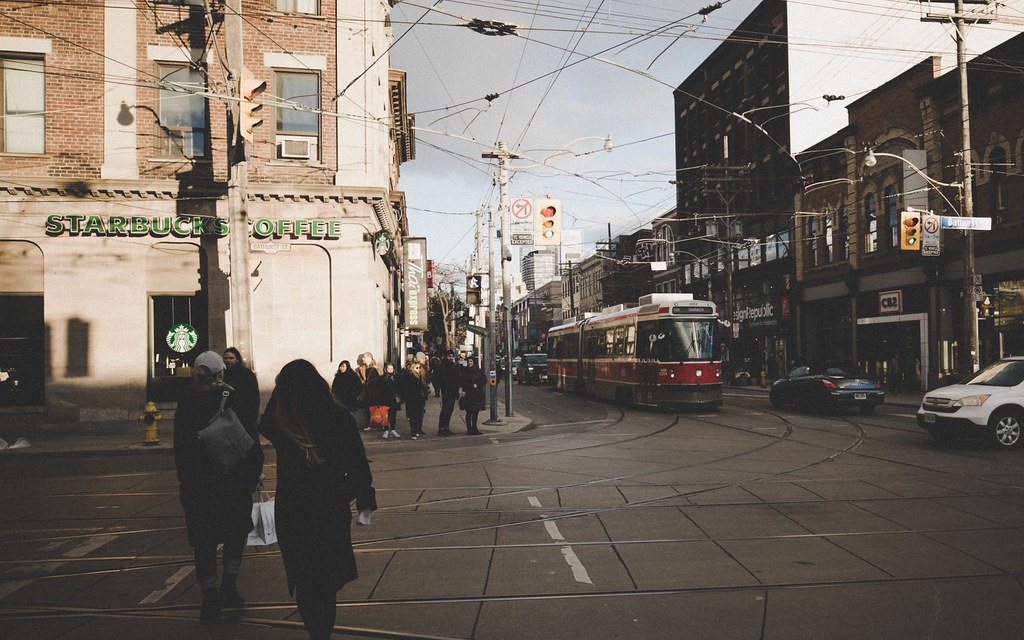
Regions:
[[220, 574, 244, 610], [200, 587, 221, 623]]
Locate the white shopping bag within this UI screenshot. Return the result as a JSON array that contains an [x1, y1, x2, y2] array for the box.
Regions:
[[247, 491, 277, 546]]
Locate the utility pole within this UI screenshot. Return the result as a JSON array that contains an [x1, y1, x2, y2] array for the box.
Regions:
[[483, 142, 515, 418], [702, 165, 750, 372], [224, 0, 255, 367], [922, 0, 986, 374], [486, 205, 498, 421]]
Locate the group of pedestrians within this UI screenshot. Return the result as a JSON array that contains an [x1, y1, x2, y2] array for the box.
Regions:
[[330, 349, 487, 440], [174, 349, 375, 639]]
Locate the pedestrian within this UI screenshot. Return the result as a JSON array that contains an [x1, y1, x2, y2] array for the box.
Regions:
[[222, 347, 260, 432], [435, 351, 461, 436], [889, 352, 902, 395], [396, 360, 429, 439], [355, 352, 382, 385], [365, 368, 399, 440], [258, 359, 376, 640], [174, 351, 263, 623], [460, 355, 486, 435], [382, 362, 402, 437], [330, 360, 362, 415], [430, 355, 442, 397]]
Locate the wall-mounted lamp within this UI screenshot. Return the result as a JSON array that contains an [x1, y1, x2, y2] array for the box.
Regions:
[[863, 148, 877, 168]]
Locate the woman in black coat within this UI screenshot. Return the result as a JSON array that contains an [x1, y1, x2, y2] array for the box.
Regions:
[[174, 351, 263, 622], [222, 347, 260, 431], [460, 356, 486, 435], [330, 360, 362, 414], [365, 366, 399, 439], [258, 359, 375, 640]]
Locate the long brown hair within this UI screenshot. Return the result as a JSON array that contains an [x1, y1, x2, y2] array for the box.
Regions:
[[271, 359, 333, 465]]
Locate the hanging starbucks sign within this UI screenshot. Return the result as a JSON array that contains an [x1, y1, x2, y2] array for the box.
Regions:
[[166, 324, 198, 353]]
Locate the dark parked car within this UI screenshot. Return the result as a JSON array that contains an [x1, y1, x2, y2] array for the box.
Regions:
[[769, 362, 885, 414], [516, 353, 547, 385]]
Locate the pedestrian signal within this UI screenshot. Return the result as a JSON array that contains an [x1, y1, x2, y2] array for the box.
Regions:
[[535, 199, 561, 246], [900, 211, 921, 251], [466, 274, 482, 306]]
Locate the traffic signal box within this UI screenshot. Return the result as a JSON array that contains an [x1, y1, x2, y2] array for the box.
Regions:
[[239, 68, 267, 143], [466, 275, 482, 305], [535, 199, 561, 246], [900, 211, 921, 251]]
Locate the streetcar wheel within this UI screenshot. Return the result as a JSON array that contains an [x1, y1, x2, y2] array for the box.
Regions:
[[990, 409, 1024, 449]]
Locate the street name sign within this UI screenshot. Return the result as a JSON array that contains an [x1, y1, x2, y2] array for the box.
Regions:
[[941, 216, 991, 230]]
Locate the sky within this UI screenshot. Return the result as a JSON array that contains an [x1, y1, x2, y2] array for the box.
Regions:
[[387, 0, 1024, 274]]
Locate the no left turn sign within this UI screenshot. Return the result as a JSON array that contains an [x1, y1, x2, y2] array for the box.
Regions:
[[512, 198, 532, 219]]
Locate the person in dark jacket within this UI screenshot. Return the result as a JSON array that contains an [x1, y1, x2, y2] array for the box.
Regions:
[[381, 362, 402, 437], [364, 368, 398, 440], [460, 356, 486, 435], [258, 359, 375, 640], [396, 361, 429, 440], [330, 360, 362, 415], [434, 352, 462, 436], [174, 350, 263, 623], [222, 347, 260, 432]]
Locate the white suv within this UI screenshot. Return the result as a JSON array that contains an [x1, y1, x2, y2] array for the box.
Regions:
[[917, 356, 1024, 448]]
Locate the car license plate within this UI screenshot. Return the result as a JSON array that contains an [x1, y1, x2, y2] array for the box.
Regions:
[[922, 413, 936, 423], [854, 393, 867, 400]]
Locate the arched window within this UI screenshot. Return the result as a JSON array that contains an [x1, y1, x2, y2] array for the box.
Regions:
[[990, 146, 1008, 221], [864, 192, 877, 252], [884, 184, 898, 249]]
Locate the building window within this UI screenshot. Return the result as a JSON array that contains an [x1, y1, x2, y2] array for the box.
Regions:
[[864, 192, 877, 252], [155, 64, 206, 158], [884, 184, 898, 249], [838, 205, 850, 260], [990, 146, 1008, 220], [276, 0, 318, 14], [808, 217, 819, 267], [275, 70, 320, 160], [1, 57, 45, 154], [825, 211, 834, 263]]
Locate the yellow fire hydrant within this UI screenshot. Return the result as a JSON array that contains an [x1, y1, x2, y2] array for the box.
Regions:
[[141, 402, 161, 445]]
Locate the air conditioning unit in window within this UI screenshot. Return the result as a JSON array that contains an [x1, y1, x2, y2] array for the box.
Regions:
[[276, 135, 317, 160]]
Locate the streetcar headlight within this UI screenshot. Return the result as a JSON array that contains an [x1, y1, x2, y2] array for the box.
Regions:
[[695, 369, 703, 378]]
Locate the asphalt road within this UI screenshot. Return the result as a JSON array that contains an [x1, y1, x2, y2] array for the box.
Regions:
[[3, 386, 1024, 639]]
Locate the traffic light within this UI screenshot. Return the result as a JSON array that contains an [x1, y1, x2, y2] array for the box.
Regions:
[[239, 68, 266, 144], [900, 211, 921, 251], [466, 274, 482, 305], [535, 198, 561, 246]]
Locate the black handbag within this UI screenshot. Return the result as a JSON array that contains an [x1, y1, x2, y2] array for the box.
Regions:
[[457, 395, 466, 410], [197, 390, 255, 472]]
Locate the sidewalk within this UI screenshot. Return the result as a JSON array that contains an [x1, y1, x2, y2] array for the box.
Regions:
[[0, 392, 533, 458]]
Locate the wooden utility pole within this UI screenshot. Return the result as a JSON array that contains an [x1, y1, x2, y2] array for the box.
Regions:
[[223, 0, 255, 366]]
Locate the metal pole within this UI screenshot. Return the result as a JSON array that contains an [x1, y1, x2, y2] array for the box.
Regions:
[[487, 205, 498, 421], [224, 0, 254, 367], [956, 0, 979, 374], [496, 143, 514, 417]]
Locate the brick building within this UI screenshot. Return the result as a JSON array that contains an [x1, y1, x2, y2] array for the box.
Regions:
[[0, 0, 413, 430]]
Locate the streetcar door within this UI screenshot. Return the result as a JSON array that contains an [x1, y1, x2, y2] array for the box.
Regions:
[[636, 321, 658, 405]]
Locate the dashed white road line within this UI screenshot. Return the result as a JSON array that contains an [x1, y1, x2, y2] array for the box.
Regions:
[[139, 565, 194, 604], [528, 495, 592, 584], [0, 535, 119, 601]]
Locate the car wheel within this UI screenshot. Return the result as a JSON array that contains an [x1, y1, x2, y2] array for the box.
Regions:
[[769, 390, 784, 408], [860, 404, 875, 416], [990, 409, 1024, 449]]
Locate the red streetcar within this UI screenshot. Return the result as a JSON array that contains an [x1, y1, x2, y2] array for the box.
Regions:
[[546, 294, 722, 408]]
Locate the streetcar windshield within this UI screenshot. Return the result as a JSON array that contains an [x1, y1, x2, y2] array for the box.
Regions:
[[640, 319, 715, 362]]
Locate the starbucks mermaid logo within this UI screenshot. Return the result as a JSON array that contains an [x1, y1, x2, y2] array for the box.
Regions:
[[166, 323, 198, 353]]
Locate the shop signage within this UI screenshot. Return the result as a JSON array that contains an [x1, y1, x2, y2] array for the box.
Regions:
[[879, 290, 902, 314], [404, 237, 428, 331], [44, 215, 347, 240], [166, 323, 198, 353], [735, 301, 779, 328]]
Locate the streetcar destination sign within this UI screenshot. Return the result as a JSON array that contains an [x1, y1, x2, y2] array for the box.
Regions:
[[941, 216, 991, 230]]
